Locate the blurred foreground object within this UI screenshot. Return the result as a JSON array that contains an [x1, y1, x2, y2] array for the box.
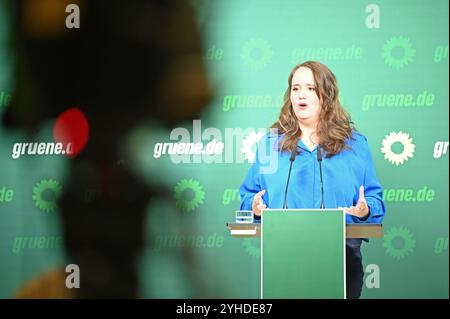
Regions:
[[14, 267, 73, 299], [5, 0, 211, 298]]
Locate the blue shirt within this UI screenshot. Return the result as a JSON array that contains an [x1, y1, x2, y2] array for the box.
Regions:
[[240, 131, 386, 224]]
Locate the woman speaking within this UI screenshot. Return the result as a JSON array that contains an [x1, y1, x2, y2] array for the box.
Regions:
[[239, 61, 386, 299]]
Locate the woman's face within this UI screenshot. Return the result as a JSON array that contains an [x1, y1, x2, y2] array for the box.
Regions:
[[290, 67, 322, 127]]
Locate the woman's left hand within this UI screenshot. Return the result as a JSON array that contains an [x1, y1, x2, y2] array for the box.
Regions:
[[340, 186, 370, 219]]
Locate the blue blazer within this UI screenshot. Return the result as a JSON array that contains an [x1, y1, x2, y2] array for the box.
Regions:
[[240, 131, 386, 224]]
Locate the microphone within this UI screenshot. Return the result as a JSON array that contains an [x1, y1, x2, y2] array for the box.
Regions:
[[283, 149, 298, 209], [317, 145, 325, 209]]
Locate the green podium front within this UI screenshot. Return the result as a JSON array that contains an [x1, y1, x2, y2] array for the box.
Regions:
[[261, 209, 346, 299]]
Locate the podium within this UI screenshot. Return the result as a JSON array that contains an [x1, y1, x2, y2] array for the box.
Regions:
[[227, 209, 383, 299]]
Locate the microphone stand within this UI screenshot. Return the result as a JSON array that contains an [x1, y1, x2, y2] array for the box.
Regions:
[[283, 149, 298, 209], [317, 145, 325, 209]]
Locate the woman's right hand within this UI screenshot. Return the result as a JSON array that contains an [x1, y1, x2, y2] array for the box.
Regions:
[[252, 190, 266, 216]]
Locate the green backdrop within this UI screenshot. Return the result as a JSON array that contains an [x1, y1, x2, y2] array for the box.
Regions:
[[0, 0, 448, 298]]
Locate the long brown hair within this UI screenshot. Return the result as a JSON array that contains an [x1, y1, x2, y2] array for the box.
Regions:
[[271, 61, 355, 157]]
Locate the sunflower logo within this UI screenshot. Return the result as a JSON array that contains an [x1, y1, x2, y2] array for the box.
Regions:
[[382, 36, 415, 70], [240, 131, 266, 163], [32, 179, 63, 213], [383, 226, 416, 260], [243, 238, 261, 258], [241, 39, 273, 70], [381, 131, 415, 166], [174, 178, 205, 212]]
